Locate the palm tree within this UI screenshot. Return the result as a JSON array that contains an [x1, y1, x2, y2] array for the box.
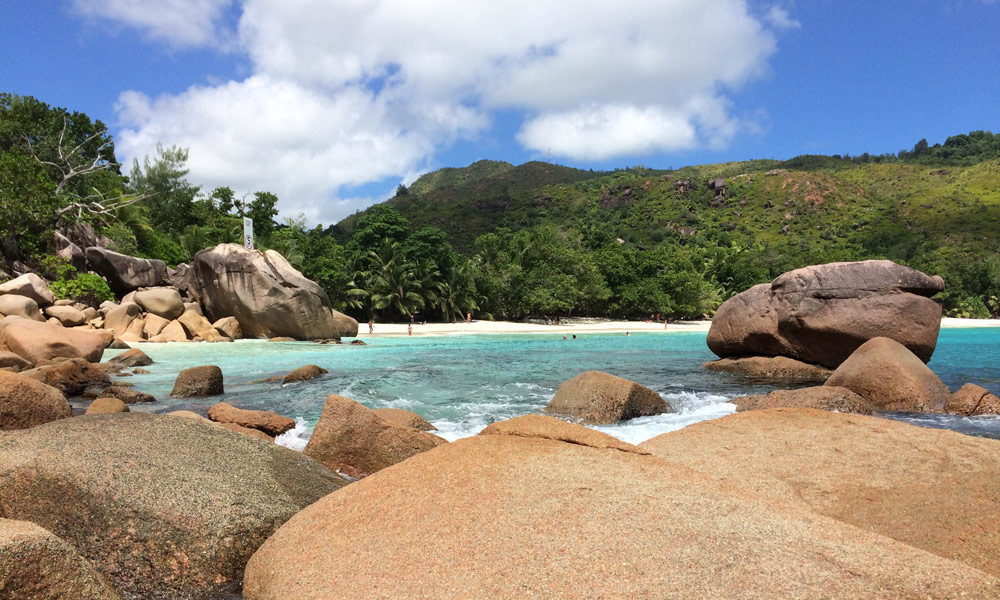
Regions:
[[437, 259, 480, 322], [365, 240, 425, 320]]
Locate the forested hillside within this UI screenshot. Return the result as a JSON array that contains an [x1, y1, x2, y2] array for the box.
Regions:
[[2, 92, 998, 322]]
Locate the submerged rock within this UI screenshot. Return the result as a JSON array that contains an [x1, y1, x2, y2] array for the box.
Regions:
[[545, 370, 670, 424], [243, 413, 998, 599], [0, 413, 347, 599], [702, 355, 831, 383]]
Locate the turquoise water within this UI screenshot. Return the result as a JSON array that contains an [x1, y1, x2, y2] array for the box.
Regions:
[[99, 327, 1000, 445]]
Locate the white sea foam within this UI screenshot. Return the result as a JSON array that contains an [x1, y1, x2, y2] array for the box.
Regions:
[[275, 417, 312, 451]]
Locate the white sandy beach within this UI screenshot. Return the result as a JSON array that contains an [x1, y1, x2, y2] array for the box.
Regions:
[[359, 316, 1000, 338]]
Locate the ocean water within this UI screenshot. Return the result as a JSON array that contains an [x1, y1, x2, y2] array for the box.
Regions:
[[98, 327, 1000, 446]]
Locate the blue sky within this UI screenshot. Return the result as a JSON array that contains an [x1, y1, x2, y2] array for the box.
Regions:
[[2, 0, 998, 225]]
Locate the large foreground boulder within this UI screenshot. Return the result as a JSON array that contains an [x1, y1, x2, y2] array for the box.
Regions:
[[243, 414, 998, 599], [0, 413, 347, 599], [0, 318, 107, 364], [85, 247, 168, 296], [545, 370, 670, 424], [708, 260, 943, 368], [0, 370, 71, 430], [0, 518, 121, 600], [824, 337, 951, 412], [304, 394, 446, 478], [188, 243, 357, 340], [639, 408, 1000, 579]]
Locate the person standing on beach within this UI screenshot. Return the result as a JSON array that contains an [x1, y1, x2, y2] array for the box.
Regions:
[[368, 320, 373, 334], [408, 323, 413, 336]]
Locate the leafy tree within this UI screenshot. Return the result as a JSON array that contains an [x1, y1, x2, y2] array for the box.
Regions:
[[247, 191, 279, 238], [129, 144, 200, 236]]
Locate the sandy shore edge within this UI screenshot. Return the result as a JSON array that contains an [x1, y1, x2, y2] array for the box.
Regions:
[[357, 317, 1000, 338]]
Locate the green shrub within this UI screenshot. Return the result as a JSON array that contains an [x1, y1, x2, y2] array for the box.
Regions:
[[49, 272, 114, 307]]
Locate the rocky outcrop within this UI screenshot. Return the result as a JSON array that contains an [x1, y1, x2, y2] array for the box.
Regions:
[[53, 230, 87, 272], [0, 293, 44, 320], [0, 370, 71, 430], [304, 394, 447, 478], [170, 365, 224, 398], [0, 349, 31, 370], [243, 413, 999, 599], [0, 413, 347, 599], [108, 348, 153, 369], [0, 273, 55, 307], [0, 518, 122, 600], [207, 402, 295, 437], [103, 302, 141, 338], [177, 309, 226, 342], [825, 337, 951, 412], [545, 370, 670, 424], [85, 247, 168, 296], [372, 407, 436, 431], [44, 304, 88, 326], [708, 260, 944, 368], [21, 358, 111, 397], [731, 386, 873, 414], [98, 385, 155, 405], [945, 383, 1000, 416], [702, 355, 831, 383], [188, 244, 357, 340], [212, 316, 241, 340], [133, 287, 184, 320], [639, 408, 1000, 579], [0, 318, 107, 363]]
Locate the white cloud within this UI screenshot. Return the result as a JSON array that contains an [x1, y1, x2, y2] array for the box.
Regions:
[[107, 0, 790, 224], [71, 0, 235, 47], [764, 6, 801, 30]]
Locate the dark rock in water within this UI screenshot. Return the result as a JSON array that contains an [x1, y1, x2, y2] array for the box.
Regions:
[[85, 247, 168, 297], [708, 260, 943, 368], [731, 386, 873, 414], [0, 518, 122, 600], [267, 336, 296, 342], [945, 383, 1000, 416], [109, 348, 153, 368], [824, 337, 951, 412], [703, 356, 831, 383], [0, 413, 346, 599], [244, 412, 997, 600], [99, 385, 155, 405], [85, 397, 129, 414], [281, 364, 327, 384], [546, 370, 670, 424], [349, 339, 367, 345], [188, 243, 357, 340], [170, 365, 224, 398]]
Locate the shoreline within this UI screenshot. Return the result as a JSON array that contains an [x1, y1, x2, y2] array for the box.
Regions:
[[355, 316, 1000, 338]]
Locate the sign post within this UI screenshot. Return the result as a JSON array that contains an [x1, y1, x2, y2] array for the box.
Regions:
[[243, 217, 254, 250]]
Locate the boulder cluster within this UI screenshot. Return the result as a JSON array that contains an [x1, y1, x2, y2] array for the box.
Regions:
[[706, 259, 999, 417]]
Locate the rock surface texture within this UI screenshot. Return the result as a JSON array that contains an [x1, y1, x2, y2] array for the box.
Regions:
[[639, 408, 1000, 580], [0, 371, 71, 430], [702, 355, 831, 383], [304, 394, 446, 478], [85, 247, 168, 296], [207, 401, 295, 436], [545, 370, 670, 424], [944, 383, 1000, 416], [189, 244, 358, 340], [731, 386, 873, 414], [0, 518, 122, 600], [0, 413, 347, 600], [708, 260, 944, 368], [824, 337, 952, 412], [243, 413, 998, 599]]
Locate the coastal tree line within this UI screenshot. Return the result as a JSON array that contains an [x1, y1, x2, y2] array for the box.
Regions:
[[2, 93, 999, 321]]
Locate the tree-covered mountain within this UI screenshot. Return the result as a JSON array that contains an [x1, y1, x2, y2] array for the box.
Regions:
[[2, 92, 998, 322]]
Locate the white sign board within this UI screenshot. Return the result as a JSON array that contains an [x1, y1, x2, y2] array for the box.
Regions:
[[243, 217, 254, 250]]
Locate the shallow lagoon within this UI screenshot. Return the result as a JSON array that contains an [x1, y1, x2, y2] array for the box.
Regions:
[[100, 327, 1000, 444]]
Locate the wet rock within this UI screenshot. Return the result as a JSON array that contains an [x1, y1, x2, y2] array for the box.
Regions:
[[945, 383, 1000, 416], [170, 365, 223, 398], [546, 370, 671, 424], [702, 356, 831, 383], [304, 394, 446, 478], [207, 401, 294, 437], [281, 364, 327, 384], [731, 386, 873, 414]]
